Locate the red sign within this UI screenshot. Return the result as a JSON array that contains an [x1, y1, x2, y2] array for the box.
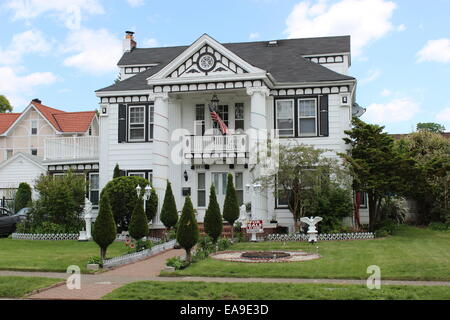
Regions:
[[246, 220, 264, 234]]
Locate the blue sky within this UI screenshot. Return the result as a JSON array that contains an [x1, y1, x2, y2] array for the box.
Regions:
[[0, 0, 449, 134]]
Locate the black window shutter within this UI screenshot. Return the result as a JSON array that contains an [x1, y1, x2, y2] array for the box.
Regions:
[[120, 170, 126, 177], [319, 95, 329, 137], [118, 104, 127, 143]]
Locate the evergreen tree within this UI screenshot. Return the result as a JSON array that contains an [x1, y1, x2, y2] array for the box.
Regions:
[[113, 164, 121, 179], [223, 174, 240, 238], [129, 197, 149, 240], [146, 188, 158, 222], [160, 181, 178, 230], [0, 95, 13, 113], [93, 193, 117, 262], [204, 184, 223, 242], [14, 182, 32, 213], [176, 196, 199, 262]]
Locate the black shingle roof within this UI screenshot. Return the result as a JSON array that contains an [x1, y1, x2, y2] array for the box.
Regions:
[[97, 36, 354, 93]]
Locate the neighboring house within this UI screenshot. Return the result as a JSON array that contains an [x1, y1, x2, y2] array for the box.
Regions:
[[96, 32, 363, 233], [0, 99, 100, 207]]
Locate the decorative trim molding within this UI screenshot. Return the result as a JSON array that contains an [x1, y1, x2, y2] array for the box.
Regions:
[[124, 66, 153, 74], [48, 163, 99, 172], [304, 55, 344, 64], [100, 95, 150, 104], [270, 85, 350, 96], [152, 79, 265, 94]]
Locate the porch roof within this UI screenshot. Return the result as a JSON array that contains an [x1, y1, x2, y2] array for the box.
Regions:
[[96, 36, 355, 93]]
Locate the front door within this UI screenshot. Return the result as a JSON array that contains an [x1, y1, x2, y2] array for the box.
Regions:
[[212, 172, 228, 208]]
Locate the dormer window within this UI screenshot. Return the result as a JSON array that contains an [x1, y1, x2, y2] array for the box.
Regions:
[[31, 120, 38, 135]]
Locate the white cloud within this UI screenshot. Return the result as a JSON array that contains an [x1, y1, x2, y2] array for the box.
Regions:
[[0, 67, 57, 107], [380, 89, 392, 97], [285, 0, 397, 56], [127, 0, 145, 7], [363, 98, 421, 124], [417, 38, 450, 63], [360, 68, 381, 85], [397, 24, 406, 32], [436, 108, 450, 123], [249, 32, 261, 40], [5, 0, 104, 30], [0, 30, 51, 65], [61, 28, 122, 75], [143, 38, 159, 47]]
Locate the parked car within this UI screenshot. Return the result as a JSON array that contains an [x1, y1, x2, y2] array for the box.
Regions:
[[0, 207, 30, 237]]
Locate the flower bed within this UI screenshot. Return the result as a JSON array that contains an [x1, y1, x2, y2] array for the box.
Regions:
[[12, 233, 79, 241], [266, 232, 375, 242]]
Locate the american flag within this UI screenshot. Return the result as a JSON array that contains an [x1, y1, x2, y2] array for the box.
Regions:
[[209, 104, 229, 135]]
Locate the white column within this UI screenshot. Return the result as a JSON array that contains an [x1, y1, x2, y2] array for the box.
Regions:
[[149, 92, 170, 229], [246, 86, 270, 223]]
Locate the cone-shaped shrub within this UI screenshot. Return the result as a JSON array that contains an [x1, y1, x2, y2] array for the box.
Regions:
[[93, 193, 117, 262], [14, 182, 32, 213], [129, 197, 149, 240], [204, 185, 223, 243], [223, 174, 240, 237], [146, 188, 158, 222], [160, 181, 178, 230], [176, 196, 199, 262], [113, 164, 121, 179]]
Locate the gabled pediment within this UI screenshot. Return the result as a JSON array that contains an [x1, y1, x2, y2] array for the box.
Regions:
[[147, 34, 266, 85]]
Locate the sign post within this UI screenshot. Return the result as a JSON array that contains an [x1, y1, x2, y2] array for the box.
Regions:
[[246, 220, 264, 242]]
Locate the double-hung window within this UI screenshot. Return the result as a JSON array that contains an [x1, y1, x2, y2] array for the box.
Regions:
[[89, 173, 99, 206], [298, 99, 317, 136], [31, 120, 38, 135], [195, 104, 205, 136], [276, 100, 295, 137], [128, 106, 145, 142], [235, 103, 244, 133], [148, 105, 154, 140], [235, 172, 244, 205], [197, 173, 206, 207]]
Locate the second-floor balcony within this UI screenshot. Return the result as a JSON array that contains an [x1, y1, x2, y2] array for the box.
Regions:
[[183, 135, 247, 159], [44, 136, 99, 162]]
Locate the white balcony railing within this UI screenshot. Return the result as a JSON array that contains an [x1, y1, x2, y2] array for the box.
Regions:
[[183, 135, 247, 156], [44, 136, 99, 161]]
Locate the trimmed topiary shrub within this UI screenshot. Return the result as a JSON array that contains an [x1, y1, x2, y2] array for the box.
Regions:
[[14, 182, 32, 213], [93, 193, 117, 262], [177, 196, 199, 263], [160, 181, 178, 230], [101, 176, 150, 231], [129, 197, 149, 240], [146, 188, 158, 222], [223, 174, 239, 238], [204, 185, 223, 243]]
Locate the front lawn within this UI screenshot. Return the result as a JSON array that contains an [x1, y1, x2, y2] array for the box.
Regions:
[[0, 239, 129, 273], [103, 281, 450, 300], [163, 227, 450, 281], [0, 276, 62, 298]]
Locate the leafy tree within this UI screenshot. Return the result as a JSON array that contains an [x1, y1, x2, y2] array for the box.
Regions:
[[396, 131, 450, 224], [113, 164, 121, 179], [129, 197, 149, 240], [101, 176, 150, 231], [93, 193, 117, 262], [342, 118, 412, 231], [259, 143, 348, 232], [176, 196, 199, 262], [160, 181, 178, 230], [146, 188, 158, 222], [204, 185, 223, 242], [14, 182, 32, 213], [0, 95, 13, 113], [416, 123, 446, 134], [223, 174, 240, 237]]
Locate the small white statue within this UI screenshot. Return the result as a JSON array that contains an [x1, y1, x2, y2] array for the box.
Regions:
[[79, 198, 94, 241], [239, 204, 247, 223], [300, 216, 323, 243]]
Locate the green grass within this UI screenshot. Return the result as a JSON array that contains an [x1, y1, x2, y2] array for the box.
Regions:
[[0, 239, 129, 273], [163, 227, 450, 281], [103, 281, 450, 300], [0, 276, 62, 298]]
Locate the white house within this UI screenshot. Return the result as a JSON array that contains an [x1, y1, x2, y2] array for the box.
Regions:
[[96, 32, 367, 234]]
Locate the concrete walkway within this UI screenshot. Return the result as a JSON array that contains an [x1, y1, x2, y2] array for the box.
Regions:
[[2, 253, 450, 300]]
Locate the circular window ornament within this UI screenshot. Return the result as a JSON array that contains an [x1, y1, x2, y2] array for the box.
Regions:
[[197, 53, 216, 72]]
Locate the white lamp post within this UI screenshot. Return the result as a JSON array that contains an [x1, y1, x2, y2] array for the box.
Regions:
[[136, 184, 152, 212]]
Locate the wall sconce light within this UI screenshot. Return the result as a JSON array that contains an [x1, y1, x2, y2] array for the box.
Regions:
[[184, 170, 188, 182]]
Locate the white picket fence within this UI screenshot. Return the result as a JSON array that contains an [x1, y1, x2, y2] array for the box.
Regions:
[[266, 232, 375, 242], [103, 240, 177, 268]]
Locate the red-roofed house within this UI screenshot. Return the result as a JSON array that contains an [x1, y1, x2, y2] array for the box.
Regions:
[[0, 99, 100, 207]]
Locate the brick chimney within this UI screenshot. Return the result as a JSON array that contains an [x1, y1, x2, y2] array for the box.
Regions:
[[123, 31, 137, 53], [32, 98, 42, 104]]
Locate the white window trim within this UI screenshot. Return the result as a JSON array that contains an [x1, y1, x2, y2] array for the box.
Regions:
[[89, 172, 100, 206], [148, 105, 154, 141], [276, 99, 295, 138], [127, 171, 146, 178], [197, 172, 207, 208], [128, 105, 146, 142], [31, 120, 38, 135], [298, 98, 318, 137]]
